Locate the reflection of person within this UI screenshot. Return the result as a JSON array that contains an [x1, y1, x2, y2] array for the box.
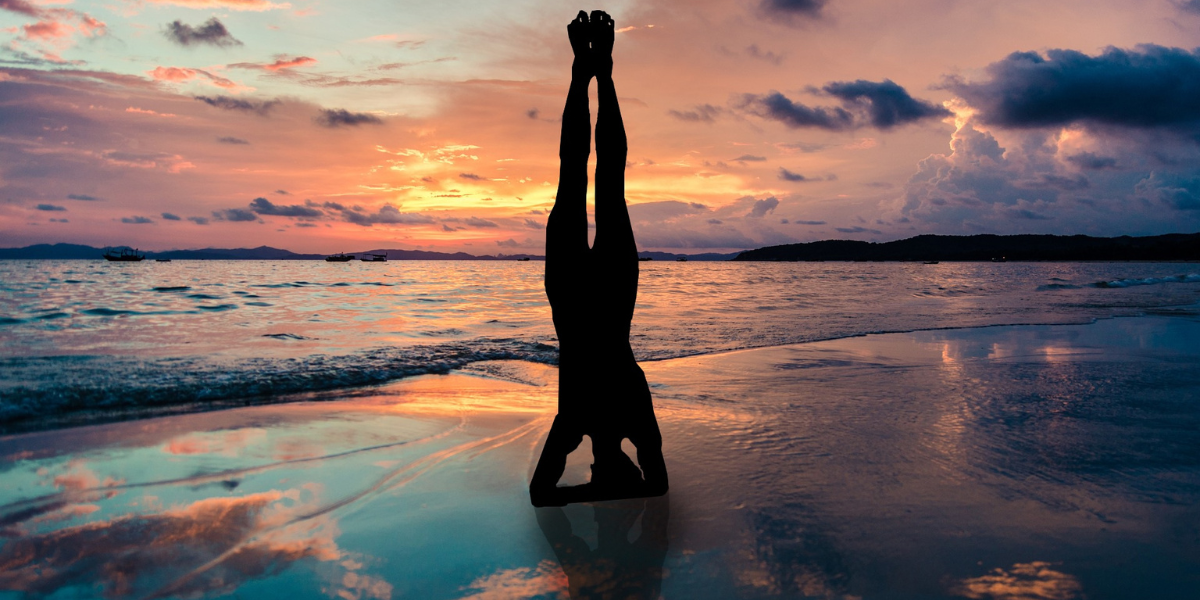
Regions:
[[530, 10, 668, 507], [536, 496, 670, 600]]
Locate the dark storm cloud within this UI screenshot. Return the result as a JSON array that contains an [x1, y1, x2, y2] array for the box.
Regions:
[[949, 45, 1200, 129], [759, 0, 827, 22], [747, 196, 780, 218], [0, 0, 41, 16], [164, 18, 242, 48], [778, 168, 808, 181], [161, 212, 181, 220], [121, 216, 153, 224], [822, 79, 952, 129], [667, 104, 723, 123], [333, 204, 435, 226], [66, 194, 100, 201], [1066, 152, 1118, 170], [194, 96, 280, 116], [835, 226, 881, 234], [248, 197, 323, 217], [739, 92, 854, 130], [36, 204, 65, 211], [314, 109, 383, 128], [217, 136, 249, 145], [212, 208, 258, 222], [464, 216, 497, 228]]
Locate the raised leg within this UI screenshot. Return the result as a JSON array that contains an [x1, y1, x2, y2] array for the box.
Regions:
[[545, 11, 593, 306]]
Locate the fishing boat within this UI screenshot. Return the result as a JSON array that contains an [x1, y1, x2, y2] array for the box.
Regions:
[[675, 256, 688, 262], [360, 253, 387, 262], [325, 253, 355, 262], [102, 247, 145, 262]]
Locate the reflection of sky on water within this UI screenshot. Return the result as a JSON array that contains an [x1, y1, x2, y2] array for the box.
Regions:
[[0, 318, 1198, 598]]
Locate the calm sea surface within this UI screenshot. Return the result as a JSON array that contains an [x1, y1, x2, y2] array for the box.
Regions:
[[1, 260, 1198, 425]]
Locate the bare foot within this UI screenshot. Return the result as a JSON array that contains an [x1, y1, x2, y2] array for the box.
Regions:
[[590, 10, 614, 78], [568, 10, 592, 76]]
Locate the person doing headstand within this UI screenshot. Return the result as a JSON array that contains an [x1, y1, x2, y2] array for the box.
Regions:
[[530, 10, 668, 507]]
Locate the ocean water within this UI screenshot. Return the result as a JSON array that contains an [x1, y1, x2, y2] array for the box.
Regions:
[[1, 260, 1198, 427]]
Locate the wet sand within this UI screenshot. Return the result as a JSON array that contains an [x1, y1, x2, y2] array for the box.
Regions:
[[1, 315, 1198, 599]]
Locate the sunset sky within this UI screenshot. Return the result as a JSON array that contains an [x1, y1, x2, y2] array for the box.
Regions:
[[2, 0, 1200, 254]]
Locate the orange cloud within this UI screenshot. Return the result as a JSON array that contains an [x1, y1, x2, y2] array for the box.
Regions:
[[147, 66, 243, 90], [265, 56, 317, 71]]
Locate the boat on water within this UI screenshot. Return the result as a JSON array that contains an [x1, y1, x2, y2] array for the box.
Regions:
[[923, 260, 939, 265], [102, 248, 145, 262], [675, 256, 688, 262], [360, 253, 387, 262], [155, 258, 172, 262], [638, 257, 653, 261], [516, 257, 531, 261], [325, 253, 355, 262]]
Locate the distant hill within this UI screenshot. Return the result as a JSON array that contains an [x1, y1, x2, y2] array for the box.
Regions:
[[637, 251, 740, 261], [0, 244, 545, 261], [734, 233, 1200, 262]]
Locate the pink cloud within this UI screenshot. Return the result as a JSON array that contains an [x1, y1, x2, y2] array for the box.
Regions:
[[265, 56, 317, 71], [22, 20, 71, 39], [144, 0, 292, 11]]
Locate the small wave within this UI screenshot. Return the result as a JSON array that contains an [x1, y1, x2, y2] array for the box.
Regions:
[[33, 312, 69, 321], [1037, 283, 1082, 291], [152, 286, 190, 292], [196, 304, 238, 311], [82, 308, 138, 316], [263, 333, 312, 340], [244, 301, 272, 307], [0, 338, 560, 427], [186, 294, 222, 300], [0, 317, 24, 325], [1095, 274, 1200, 288]]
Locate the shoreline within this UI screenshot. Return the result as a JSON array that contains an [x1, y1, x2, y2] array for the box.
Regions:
[[3, 305, 1200, 435]]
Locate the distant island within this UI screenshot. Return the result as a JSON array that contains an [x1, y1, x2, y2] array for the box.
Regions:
[[3, 233, 1197, 261], [0, 243, 739, 262], [734, 233, 1200, 262]]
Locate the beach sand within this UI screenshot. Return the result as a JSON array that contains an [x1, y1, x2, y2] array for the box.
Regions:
[[1, 314, 1198, 599]]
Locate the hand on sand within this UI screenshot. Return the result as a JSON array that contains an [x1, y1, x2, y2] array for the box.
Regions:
[[568, 10, 592, 77], [590, 10, 614, 78]]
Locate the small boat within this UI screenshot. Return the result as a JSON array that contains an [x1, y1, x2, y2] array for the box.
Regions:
[[102, 247, 145, 262], [991, 257, 1008, 263], [638, 257, 653, 261], [675, 256, 688, 262], [923, 260, 939, 265], [155, 258, 172, 262], [360, 253, 387, 262], [325, 253, 355, 262], [516, 257, 531, 262]]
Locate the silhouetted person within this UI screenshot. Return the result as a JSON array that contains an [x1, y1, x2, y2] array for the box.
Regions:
[[537, 496, 670, 599], [530, 10, 668, 507]]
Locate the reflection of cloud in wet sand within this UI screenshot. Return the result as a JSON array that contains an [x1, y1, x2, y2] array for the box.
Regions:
[[952, 562, 1083, 600], [163, 427, 268, 456], [457, 560, 567, 600], [0, 489, 374, 599]]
